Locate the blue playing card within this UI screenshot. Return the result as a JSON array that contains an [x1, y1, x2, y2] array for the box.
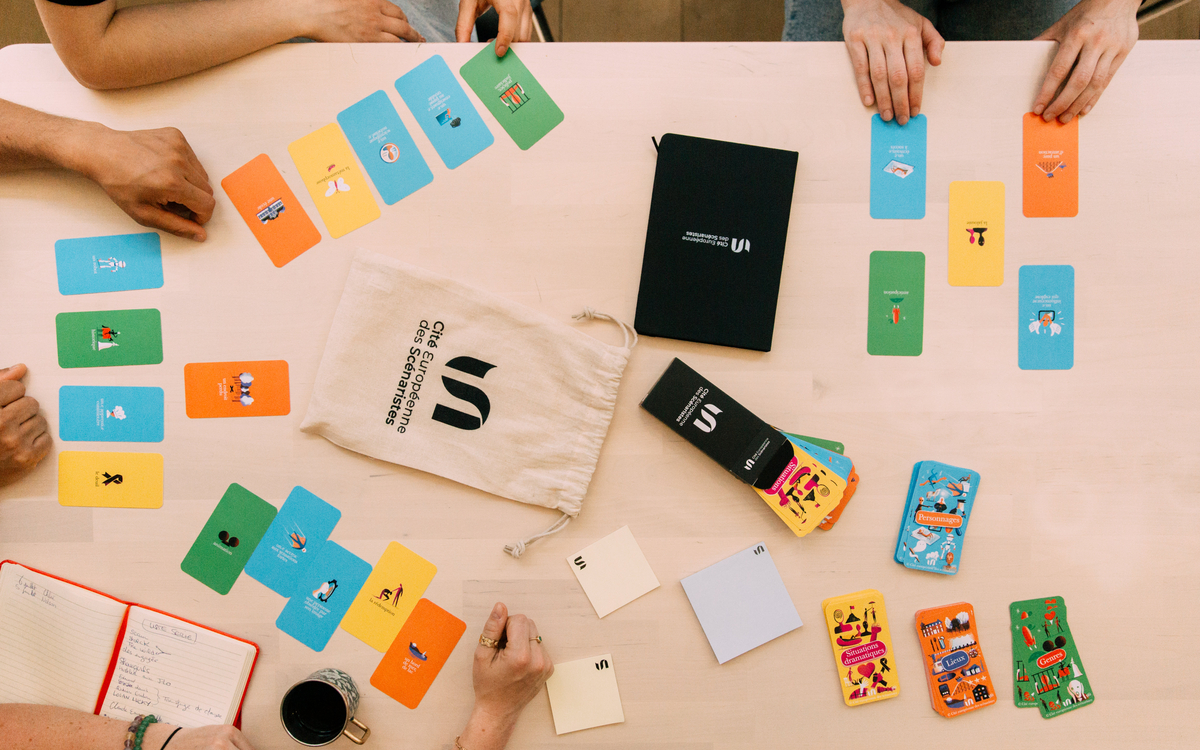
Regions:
[[394, 55, 494, 170], [55, 233, 163, 295], [276, 541, 372, 651], [1018, 265, 1075, 370], [894, 461, 980, 575], [245, 486, 342, 596], [59, 385, 164, 442], [785, 435, 853, 481], [337, 90, 433, 205], [870, 114, 926, 220]]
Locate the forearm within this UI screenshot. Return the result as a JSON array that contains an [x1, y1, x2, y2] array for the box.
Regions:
[[0, 98, 102, 175], [0, 704, 177, 750], [457, 706, 518, 750]]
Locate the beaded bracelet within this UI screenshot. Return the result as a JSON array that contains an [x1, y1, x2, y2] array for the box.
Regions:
[[123, 714, 158, 750]]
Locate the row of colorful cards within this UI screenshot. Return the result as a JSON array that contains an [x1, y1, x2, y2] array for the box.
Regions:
[[894, 460, 980, 575]]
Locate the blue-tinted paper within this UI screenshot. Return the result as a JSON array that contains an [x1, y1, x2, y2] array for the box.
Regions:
[[395, 55, 493, 170], [245, 486, 342, 596], [1018, 265, 1075, 370], [870, 114, 926, 220], [894, 460, 980, 575], [55, 233, 163, 295], [785, 435, 853, 481], [59, 386, 164, 443], [276, 541, 372, 651], [337, 90, 433, 205]]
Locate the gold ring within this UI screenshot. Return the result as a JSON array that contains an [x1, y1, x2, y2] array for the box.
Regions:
[[479, 635, 500, 649], [530, 636, 542, 643]]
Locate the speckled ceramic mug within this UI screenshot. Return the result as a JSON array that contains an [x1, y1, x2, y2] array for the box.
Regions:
[[280, 668, 370, 746]]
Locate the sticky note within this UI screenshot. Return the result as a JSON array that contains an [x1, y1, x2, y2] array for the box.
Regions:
[[567, 526, 659, 618], [545, 654, 625, 734]]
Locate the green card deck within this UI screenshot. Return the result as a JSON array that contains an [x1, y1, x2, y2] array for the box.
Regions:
[[1010, 596, 1094, 718]]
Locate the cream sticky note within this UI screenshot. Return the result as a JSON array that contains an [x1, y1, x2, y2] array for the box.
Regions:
[[287, 124, 380, 239], [58, 451, 163, 508], [340, 542, 437, 651], [545, 654, 624, 734], [948, 181, 1005, 287], [568, 526, 659, 618]]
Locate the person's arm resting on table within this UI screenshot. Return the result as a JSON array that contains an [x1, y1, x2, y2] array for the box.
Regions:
[[1033, 0, 1139, 123], [0, 365, 52, 489], [0, 704, 255, 750]]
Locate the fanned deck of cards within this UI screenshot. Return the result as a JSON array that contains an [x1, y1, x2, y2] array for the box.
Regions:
[[545, 654, 625, 734], [822, 589, 900, 706], [915, 602, 997, 717], [894, 461, 980, 575], [1010, 596, 1093, 718], [568, 526, 659, 618]]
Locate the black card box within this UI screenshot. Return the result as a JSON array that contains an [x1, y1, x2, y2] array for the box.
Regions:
[[634, 134, 798, 352]]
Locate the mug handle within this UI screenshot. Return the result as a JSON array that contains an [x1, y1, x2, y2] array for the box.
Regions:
[[342, 717, 370, 745]]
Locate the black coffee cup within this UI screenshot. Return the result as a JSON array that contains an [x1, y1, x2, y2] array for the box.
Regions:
[[280, 669, 369, 746]]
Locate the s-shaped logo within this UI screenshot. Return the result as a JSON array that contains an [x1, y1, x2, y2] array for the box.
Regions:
[[432, 356, 496, 431], [731, 238, 750, 253], [693, 403, 721, 433]]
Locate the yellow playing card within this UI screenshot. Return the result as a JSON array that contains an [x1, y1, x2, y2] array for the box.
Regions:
[[287, 124, 380, 239], [58, 451, 163, 508], [340, 541, 437, 651], [948, 181, 1004, 287], [822, 589, 901, 706], [754, 446, 846, 537]]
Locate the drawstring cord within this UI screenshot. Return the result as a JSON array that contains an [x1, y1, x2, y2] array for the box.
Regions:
[[573, 308, 639, 350], [504, 513, 572, 559]]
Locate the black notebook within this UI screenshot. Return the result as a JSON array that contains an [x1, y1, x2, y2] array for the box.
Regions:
[[634, 134, 798, 352]]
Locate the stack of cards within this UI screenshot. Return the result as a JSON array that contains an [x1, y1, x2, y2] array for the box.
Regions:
[[894, 461, 980, 575], [779, 432, 860, 531], [1018, 265, 1074, 370], [753, 436, 848, 537], [1010, 596, 1094, 718], [914, 602, 997, 717], [568, 526, 659, 618], [867, 251, 925, 357], [821, 590, 900, 706], [544, 655, 625, 734]]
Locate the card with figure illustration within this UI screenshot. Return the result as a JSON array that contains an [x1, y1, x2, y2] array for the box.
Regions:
[[867, 251, 924, 356], [221, 154, 321, 267], [341, 542, 437, 652], [948, 181, 1004, 286], [395, 55, 494, 169], [545, 654, 625, 734], [183, 360, 290, 418], [894, 461, 980, 575], [59, 385, 164, 443], [276, 541, 372, 651], [567, 526, 660, 618], [55, 309, 163, 368], [245, 486, 342, 597], [459, 42, 564, 150], [287, 124, 380, 239], [55, 233, 163, 295], [822, 589, 900, 706], [58, 451, 163, 508], [870, 114, 926, 219], [1018, 265, 1074, 370], [337, 90, 433, 205], [753, 443, 847, 537], [370, 598, 466, 709], [914, 602, 996, 717], [1009, 596, 1093, 718], [1023, 113, 1078, 217], [180, 483, 277, 595]]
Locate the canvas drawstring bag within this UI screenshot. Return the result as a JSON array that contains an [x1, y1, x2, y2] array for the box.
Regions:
[[300, 250, 635, 557]]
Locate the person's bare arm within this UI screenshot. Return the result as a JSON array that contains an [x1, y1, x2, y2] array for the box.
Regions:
[[1032, 0, 1139, 122], [0, 704, 256, 750], [35, 0, 423, 91]]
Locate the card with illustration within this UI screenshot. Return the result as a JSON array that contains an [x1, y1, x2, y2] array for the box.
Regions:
[[59, 385, 164, 443], [287, 124, 380, 239], [1010, 599, 1041, 708], [870, 114, 926, 219], [183, 360, 290, 418], [1010, 596, 1093, 718], [1018, 265, 1074, 370], [783, 434, 853, 480], [180, 483, 277, 595], [337, 90, 433, 205], [867, 251, 924, 356], [822, 589, 900, 706], [544, 654, 625, 735], [58, 451, 162, 508], [680, 542, 802, 664], [276, 541, 372, 651], [394, 55, 494, 169], [820, 467, 859, 530], [55, 309, 163, 368], [914, 602, 997, 717], [894, 461, 980, 575], [754, 442, 847, 537], [1023, 113, 1078, 217], [55, 233, 163, 295], [784, 434, 844, 455], [370, 598, 466, 709], [459, 42, 564, 150], [341, 542, 437, 652], [221, 154, 321, 267], [567, 526, 660, 618], [948, 181, 1005, 286], [245, 486, 342, 597]]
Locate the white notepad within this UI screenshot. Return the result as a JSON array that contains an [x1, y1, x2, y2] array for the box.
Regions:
[[545, 654, 625, 734], [567, 526, 660, 618]]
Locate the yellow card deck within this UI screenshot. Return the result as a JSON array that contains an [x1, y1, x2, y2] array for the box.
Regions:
[[822, 589, 900, 706], [754, 445, 847, 537]]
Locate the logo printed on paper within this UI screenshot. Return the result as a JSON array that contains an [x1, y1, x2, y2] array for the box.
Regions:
[[753, 545, 765, 555], [595, 659, 609, 670], [573, 556, 586, 570], [431, 356, 496, 431], [692, 403, 721, 433], [731, 238, 750, 253], [380, 143, 400, 163]]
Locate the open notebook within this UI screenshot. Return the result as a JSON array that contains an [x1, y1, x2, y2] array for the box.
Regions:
[[0, 561, 257, 727]]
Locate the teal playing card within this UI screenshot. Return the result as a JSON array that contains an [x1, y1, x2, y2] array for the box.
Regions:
[[55, 309, 163, 368], [459, 43, 564, 150], [894, 460, 980, 575], [245, 486, 342, 596], [1018, 265, 1074, 370], [276, 541, 372, 651], [59, 385, 164, 442], [337, 90, 433, 205], [395, 55, 493, 169], [55, 233, 163, 295], [180, 483, 278, 595], [867, 251, 925, 356], [870, 115, 926, 219], [783, 435, 852, 481]]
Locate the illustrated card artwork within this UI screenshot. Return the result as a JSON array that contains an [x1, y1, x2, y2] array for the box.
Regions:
[[894, 461, 980, 575], [914, 602, 997, 717], [55, 233, 163, 295], [245, 486, 342, 597], [59, 385, 164, 443], [752, 444, 847, 538], [180, 483, 278, 595], [822, 589, 900, 706], [544, 654, 625, 735], [58, 451, 163, 508], [870, 114, 927, 219], [370, 598, 466, 709], [459, 42, 564, 150], [567, 526, 660, 618], [819, 467, 859, 530], [287, 124, 380, 239], [948, 181, 1005, 286], [55, 309, 163, 368], [1023, 113, 1078, 218], [1018, 265, 1075, 370], [183, 360, 290, 418], [341, 541, 438, 652], [275, 541, 372, 651], [337, 90, 433, 205], [867, 251, 925, 356], [1010, 596, 1093, 718], [394, 55, 494, 169], [221, 154, 321, 267]]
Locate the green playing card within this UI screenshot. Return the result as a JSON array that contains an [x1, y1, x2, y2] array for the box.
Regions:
[[459, 42, 564, 150], [1012, 596, 1093, 718], [180, 483, 277, 595], [55, 308, 163, 368], [867, 251, 925, 356], [783, 434, 844, 455]]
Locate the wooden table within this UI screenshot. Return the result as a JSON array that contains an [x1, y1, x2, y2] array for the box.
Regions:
[[1, 40, 1197, 749]]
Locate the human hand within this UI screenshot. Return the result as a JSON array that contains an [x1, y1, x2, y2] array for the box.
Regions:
[[456, 0, 533, 56], [298, 0, 424, 43], [156, 725, 256, 750], [0, 365, 52, 488], [842, 0, 943, 124], [466, 602, 553, 742], [1032, 0, 1139, 123]]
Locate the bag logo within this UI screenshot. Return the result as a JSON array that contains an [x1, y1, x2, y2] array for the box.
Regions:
[[573, 556, 586, 570], [693, 404, 721, 433], [731, 238, 750, 253], [595, 659, 609, 670], [432, 356, 496, 431]]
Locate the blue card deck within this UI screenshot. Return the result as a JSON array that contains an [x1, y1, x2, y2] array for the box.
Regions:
[[894, 461, 980, 575]]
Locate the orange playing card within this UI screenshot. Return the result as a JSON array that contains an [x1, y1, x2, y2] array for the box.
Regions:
[[1023, 114, 1078, 218], [371, 599, 466, 709], [819, 467, 859, 530], [184, 360, 290, 418], [914, 602, 997, 717], [221, 154, 321, 267]]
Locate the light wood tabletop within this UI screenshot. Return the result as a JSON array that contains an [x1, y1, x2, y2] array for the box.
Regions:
[[1, 40, 1198, 749]]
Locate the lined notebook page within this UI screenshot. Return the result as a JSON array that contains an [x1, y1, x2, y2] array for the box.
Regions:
[[99, 607, 255, 727], [0, 563, 127, 711]]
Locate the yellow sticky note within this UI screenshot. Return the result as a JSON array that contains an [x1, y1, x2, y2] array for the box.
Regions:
[[340, 542, 437, 652], [545, 654, 624, 734], [58, 451, 163, 508], [287, 124, 380, 239], [948, 181, 1004, 286]]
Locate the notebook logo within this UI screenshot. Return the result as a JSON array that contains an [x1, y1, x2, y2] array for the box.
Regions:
[[731, 238, 750, 253], [753, 545, 765, 555], [432, 356, 496, 431], [692, 404, 721, 433], [595, 659, 609, 670]]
